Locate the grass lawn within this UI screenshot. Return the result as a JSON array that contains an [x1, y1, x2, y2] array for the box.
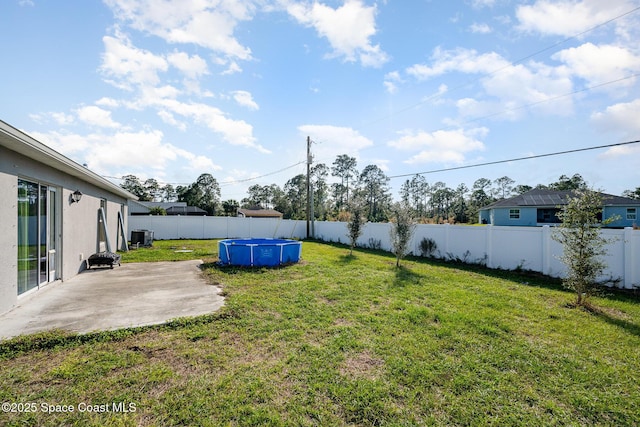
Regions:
[[1, 240, 640, 426]]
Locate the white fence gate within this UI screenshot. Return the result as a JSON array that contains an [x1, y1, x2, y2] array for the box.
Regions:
[[128, 216, 640, 289]]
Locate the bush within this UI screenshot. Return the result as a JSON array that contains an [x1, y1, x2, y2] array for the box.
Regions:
[[389, 202, 416, 267], [552, 188, 618, 306]]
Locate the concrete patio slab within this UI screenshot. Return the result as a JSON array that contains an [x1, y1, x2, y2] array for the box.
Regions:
[[0, 260, 224, 340]]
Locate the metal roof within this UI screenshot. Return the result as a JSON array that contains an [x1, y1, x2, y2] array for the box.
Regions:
[[0, 120, 136, 200]]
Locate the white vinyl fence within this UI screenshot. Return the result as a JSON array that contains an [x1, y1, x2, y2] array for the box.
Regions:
[[129, 215, 640, 289]]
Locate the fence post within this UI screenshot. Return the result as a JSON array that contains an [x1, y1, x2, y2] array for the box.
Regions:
[[542, 225, 551, 276], [623, 227, 633, 289], [485, 225, 493, 269], [444, 223, 450, 256]]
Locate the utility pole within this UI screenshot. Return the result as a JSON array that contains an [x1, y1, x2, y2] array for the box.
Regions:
[[306, 136, 312, 239]]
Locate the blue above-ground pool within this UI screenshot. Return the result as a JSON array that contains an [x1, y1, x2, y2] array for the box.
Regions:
[[218, 238, 302, 267]]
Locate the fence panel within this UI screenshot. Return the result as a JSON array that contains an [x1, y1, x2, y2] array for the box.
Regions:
[[128, 215, 638, 288], [491, 226, 543, 271]]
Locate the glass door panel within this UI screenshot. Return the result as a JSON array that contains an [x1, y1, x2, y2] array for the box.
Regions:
[[17, 179, 39, 294], [48, 187, 57, 282], [39, 185, 48, 285]]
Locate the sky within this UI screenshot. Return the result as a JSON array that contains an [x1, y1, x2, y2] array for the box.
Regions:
[[1, 0, 639, 202]]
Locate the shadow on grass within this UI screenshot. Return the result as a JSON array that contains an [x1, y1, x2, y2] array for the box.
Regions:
[[202, 261, 301, 274], [393, 265, 426, 287], [580, 303, 640, 337], [596, 311, 640, 337], [338, 253, 357, 264]]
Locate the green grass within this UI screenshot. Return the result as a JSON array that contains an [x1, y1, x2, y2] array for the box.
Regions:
[[120, 239, 218, 263], [2, 240, 640, 426]]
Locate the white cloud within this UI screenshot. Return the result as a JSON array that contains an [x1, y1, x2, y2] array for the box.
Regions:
[[157, 110, 187, 131], [76, 106, 121, 128], [553, 43, 640, 87], [297, 124, 373, 163], [104, 0, 254, 60], [592, 98, 640, 138], [34, 128, 221, 175], [220, 60, 243, 75], [101, 32, 168, 90], [167, 51, 209, 79], [287, 0, 389, 67], [387, 128, 487, 164], [232, 90, 259, 110], [95, 97, 120, 108], [29, 112, 75, 126], [469, 23, 492, 34], [407, 48, 575, 118], [384, 70, 402, 94], [470, 0, 497, 8], [29, 131, 89, 154], [154, 98, 269, 152], [516, 0, 634, 37], [98, 29, 264, 152], [406, 47, 509, 80], [481, 61, 574, 116]]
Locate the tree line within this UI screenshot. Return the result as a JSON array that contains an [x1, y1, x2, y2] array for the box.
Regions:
[[120, 157, 640, 222]]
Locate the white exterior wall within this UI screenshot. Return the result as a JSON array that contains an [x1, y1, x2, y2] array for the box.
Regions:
[[0, 171, 18, 314], [130, 216, 640, 289], [1, 147, 130, 314]]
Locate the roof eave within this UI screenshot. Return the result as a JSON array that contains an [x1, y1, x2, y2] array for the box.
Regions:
[[0, 120, 137, 201]]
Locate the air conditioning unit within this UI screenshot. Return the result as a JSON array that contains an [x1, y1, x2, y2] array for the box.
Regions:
[[130, 229, 154, 247]]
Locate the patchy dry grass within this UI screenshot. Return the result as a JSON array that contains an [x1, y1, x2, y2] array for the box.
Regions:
[[1, 240, 640, 426]]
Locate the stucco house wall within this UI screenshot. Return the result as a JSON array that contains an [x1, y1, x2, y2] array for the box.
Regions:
[[490, 206, 538, 227], [0, 120, 134, 315], [604, 206, 638, 228], [0, 170, 17, 313], [479, 189, 640, 228]]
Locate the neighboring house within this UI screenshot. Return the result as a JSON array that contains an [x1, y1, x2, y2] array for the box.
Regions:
[[129, 201, 207, 216], [237, 208, 283, 219], [129, 201, 187, 215], [166, 205, 207, 216], [479, 188, 640, 227], [0, 120, 136, 315]]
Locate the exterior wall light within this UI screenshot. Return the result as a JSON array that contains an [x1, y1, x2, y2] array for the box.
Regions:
[[70, 190, 83, 203]]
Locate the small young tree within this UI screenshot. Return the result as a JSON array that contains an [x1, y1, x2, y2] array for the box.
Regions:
[[346, 199, 366, 255], [389, 202, 416, 267], [552, 188, 617, 307]]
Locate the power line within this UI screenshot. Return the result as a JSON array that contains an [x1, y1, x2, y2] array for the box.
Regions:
[[368, 5, 640, 126], [103, 160, 305, 187], [311, 71, 640, 167], [218, 161, 306, 187], [388, 139, 640, 180], [454, 73, 640, 126]]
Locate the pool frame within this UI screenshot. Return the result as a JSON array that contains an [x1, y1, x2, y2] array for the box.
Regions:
[[218, 238, 302, 267]]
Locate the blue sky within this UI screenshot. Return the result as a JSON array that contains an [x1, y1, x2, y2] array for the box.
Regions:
[[2, 0, 639, 201]]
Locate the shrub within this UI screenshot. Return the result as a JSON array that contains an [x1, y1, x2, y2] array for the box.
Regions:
[[389, 202, 417, 267], [552, 188, 618, 307]]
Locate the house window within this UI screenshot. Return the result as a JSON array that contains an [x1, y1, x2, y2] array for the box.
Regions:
[[537, 208, 561, 224], [628, 208, 637, 221], [509, 209, 520, 219]]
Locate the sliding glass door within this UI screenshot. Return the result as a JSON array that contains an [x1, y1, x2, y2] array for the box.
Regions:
[[17, 180, 39, 294], [17, 179, 59, 295]]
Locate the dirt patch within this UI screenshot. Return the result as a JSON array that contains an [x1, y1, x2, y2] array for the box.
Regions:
[[339, 350, 385, 380]]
